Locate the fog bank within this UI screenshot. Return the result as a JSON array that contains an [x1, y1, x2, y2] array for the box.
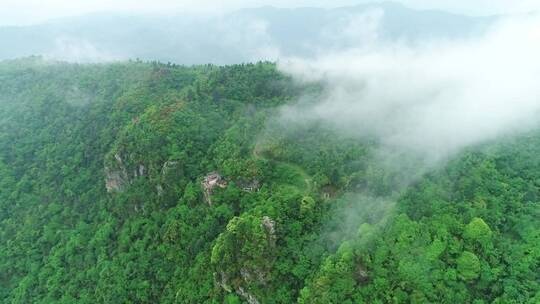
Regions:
[[279, 15, 540, 162]]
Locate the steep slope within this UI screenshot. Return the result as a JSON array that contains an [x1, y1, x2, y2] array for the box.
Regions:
[[0, 58, 537, 303]]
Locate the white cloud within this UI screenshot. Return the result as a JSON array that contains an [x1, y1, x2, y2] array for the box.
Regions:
[[278, 14, 540, 161], [47, 37, 123, 63]]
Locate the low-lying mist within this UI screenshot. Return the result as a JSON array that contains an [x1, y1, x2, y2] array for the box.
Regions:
[[273, 14, 540, 248], [278, 15, 540, 164]]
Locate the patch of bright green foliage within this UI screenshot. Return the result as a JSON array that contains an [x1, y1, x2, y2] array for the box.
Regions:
[[0, 57, 538, 303]]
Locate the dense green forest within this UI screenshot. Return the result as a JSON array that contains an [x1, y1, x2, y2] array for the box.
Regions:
[[0, 57, 538, 303]]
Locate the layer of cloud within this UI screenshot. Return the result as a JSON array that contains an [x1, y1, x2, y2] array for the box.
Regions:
[[278, 14, 540, 161], [46, 37, 123, 63]]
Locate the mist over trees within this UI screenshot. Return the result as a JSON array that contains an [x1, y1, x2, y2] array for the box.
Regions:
[[0, 2, 538, 304], [0, 56, 537, 303]]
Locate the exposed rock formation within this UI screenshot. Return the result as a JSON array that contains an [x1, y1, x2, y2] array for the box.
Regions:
[[154, 160, 180, 196], [105, 153, 128, 193], [215, 271, 232, 293], [161, 160, 178, 175], [104, 166, 128, 192], [237, 287, 260, 304], [236, 216, 276, 303], [214, 215, 277, 304], [240, 266, 267, 285], [216, 270, 261, 304], [114, 153, 122, 164], [261, 216, 276, 246], [355, 264, 370, 284], [104, 153, 147, 193], [138, 164, 145, 176], [202, 172, 227, 205], [238, 178, 261, 192], [156, 184, 164, 196]]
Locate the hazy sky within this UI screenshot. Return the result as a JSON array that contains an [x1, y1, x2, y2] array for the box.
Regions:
[[1, 0, 539, 26]]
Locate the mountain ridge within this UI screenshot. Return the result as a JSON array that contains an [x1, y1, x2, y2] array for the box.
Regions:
[[0, 2, 496, 64]]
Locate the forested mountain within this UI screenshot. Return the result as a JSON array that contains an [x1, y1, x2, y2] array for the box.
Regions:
[[0, 57, 537, 303], [0, 2, 494, 64]]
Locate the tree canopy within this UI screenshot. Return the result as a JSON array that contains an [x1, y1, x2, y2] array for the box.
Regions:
[[0, 57, 538, 303]]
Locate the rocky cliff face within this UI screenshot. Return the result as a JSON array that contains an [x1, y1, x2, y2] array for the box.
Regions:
[[104, 153, 129, 193], [202, 172, 227, 205], [214, 215, 277, 304], [104, 153, 147, 193], [261, 216, 276, 244], [104, 166, 129, 192]]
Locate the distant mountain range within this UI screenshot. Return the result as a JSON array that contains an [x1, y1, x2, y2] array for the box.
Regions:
[[0, 2, 496, 64]]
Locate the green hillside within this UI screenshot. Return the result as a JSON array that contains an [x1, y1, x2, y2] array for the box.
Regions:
[[0, 58, 538, 303]]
